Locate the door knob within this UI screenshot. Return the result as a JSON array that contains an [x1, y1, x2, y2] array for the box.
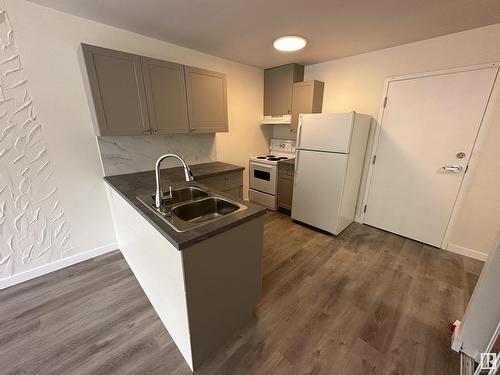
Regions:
[[442, 165, 463, 173]]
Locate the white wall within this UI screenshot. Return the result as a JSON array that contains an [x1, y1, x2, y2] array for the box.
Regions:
[[272, 125, 296, 141], [1, 0, 268, 285], [0, 5, 75, 280], [305, 23, 500, 257]]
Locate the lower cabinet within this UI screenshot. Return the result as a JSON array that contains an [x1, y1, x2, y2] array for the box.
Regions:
[[278, 163, 294, 211], [196, 171, 243, 199], [222, 186, 243, 199]]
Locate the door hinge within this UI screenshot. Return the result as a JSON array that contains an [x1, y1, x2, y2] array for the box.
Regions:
[[372, 155, 377, 164], [363, 204, 367, 213], [383, 97, 388, 108]]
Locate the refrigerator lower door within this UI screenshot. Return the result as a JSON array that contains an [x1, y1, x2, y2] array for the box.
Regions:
[[291, 150, 348, 235]]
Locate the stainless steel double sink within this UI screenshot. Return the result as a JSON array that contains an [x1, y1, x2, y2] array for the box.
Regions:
[[137, 186, 247, 232]]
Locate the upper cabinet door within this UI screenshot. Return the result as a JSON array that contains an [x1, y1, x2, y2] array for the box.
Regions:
[[184, 66, 228, 133], [264, 64, 304, 116], [81, 44, 150, 136], [141, 57, 190, 135], [290, 80, 324, 131]]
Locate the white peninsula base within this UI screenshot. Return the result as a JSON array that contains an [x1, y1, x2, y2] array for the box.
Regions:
[[107, 187, 264, 370]]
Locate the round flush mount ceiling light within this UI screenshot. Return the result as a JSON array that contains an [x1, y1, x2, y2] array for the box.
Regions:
[[273, 36, 307, 52]]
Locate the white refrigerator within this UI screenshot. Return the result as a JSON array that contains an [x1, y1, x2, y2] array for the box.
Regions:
[[291, 112, 371, 235]]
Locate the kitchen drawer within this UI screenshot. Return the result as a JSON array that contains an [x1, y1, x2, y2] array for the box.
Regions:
[[278, 163, 294, 177], [202, 171, 243, 191]]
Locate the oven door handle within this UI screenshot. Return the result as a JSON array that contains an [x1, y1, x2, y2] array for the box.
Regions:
[[251, 162, 274, 171]]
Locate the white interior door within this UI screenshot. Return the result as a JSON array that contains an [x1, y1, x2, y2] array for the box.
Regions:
[[364, 67, 498, 247]]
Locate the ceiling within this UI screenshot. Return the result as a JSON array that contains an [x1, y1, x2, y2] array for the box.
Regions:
[[28, 0, 500, 68]]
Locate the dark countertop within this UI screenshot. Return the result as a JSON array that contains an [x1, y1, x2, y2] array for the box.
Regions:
[[104, 161, 266, 250], [185, 161, 244, 178]]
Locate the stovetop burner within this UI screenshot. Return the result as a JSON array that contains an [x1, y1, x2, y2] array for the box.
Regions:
[[255, 155, 290, 161]]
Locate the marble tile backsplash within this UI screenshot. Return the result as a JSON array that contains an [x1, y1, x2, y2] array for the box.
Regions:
[[97, 134, 217, 176]]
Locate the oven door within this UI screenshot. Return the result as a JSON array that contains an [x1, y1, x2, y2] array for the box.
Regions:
[[249, 161, 277, 195]]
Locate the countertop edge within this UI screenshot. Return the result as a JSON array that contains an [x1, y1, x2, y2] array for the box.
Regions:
[[196, 166, 245, 179], [104, 177, 266, 250], [106, 162, 245, 181]]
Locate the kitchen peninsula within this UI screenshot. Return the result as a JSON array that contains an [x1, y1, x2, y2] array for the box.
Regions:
[[104, 161, 266, 370]]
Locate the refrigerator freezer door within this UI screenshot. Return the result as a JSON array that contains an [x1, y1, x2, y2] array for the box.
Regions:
[[297, 112, 355, 153], [291, 150, 348, 235]]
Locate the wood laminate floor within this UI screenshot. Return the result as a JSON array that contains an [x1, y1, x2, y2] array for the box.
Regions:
[[0, 212, 483, 374]]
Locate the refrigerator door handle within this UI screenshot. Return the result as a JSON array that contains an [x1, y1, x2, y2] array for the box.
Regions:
[[296, 115, 303, 148], [294, 151, 300, 185]]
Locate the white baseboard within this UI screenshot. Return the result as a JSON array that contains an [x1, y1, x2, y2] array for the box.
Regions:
[[354, 215, 364, 224], [447, 243, 488, 262], [0, 243, 118, 290]]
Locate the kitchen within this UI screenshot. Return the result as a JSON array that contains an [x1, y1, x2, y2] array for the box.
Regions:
[[1, 0, 500, 374]]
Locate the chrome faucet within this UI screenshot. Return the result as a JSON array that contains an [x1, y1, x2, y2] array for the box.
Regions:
[[155, 154, 193, 209]]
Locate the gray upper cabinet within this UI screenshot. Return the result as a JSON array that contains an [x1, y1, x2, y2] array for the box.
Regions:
[[264, 64, 304, 116], [141, 57, 190, 135], [81, 44, 229, 135], [290, 80, 324, 131], [185, 66, 228, 133], [81, 44, 150, 136]]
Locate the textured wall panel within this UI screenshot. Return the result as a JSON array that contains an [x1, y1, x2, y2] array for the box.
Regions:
[[0, 6, 71, 279]]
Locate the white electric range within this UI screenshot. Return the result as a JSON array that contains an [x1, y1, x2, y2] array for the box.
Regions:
[[249, 139, 295, 210]]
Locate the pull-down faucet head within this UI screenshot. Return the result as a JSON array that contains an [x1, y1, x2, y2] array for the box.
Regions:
[[155, 154, 193, 209]]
